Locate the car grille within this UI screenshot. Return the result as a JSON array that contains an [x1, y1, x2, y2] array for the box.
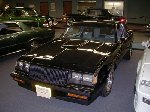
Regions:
[[29, 65, 71, 86]]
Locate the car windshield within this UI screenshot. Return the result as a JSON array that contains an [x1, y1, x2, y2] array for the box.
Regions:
[[22, 9, 38, 16], [65, 23, 115, 43]]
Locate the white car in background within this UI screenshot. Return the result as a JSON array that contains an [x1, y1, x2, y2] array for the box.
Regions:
[[134, 40, 150, 112]]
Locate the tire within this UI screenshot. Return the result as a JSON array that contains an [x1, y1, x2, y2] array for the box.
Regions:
[[101, 65, 114, 97], [124, 45, 132, 60]]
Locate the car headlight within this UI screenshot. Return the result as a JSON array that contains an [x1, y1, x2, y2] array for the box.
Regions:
[[72, 72, 82, 81], [71, 72, 97, 85], [16, 61, 23, 70], [24, 63, 30, 72], [83, 74, 93, 83], [16, 61, 30, 72]]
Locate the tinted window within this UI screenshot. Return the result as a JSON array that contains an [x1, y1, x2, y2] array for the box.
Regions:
[[88, 10, 104, 16]]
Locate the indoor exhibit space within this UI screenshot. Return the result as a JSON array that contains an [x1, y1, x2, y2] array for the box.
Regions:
[[0, 0, 150, 112]]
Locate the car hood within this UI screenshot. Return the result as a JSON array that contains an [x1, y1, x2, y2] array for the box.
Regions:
[[20, 38, 117, 73]]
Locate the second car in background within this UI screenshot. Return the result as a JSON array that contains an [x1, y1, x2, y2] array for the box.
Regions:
[[0, 21, 55, 56]]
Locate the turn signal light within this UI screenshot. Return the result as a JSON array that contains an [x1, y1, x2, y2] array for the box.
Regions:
[[14, 78, 24, 84], [67, 93, 88, 100]]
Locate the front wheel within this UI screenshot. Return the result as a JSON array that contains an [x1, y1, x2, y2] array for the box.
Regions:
[[101, 66, 114, 97], [124, 45, 132, 60]]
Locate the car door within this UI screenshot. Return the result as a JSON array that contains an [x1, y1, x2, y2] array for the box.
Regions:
[[0, 31, 20, 55], [0, 23, 27, 56]]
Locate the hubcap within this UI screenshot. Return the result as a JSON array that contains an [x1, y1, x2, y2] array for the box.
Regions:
[[106, 68, 114, 92], [129, 48, 132, 57]]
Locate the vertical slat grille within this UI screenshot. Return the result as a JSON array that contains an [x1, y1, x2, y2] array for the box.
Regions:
[[29, 65, 70, 86]]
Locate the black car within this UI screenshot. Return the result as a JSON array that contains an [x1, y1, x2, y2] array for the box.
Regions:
[[0, 21, 55, 56], [10, 20, 133, 105], [62, 8, 126, 23]]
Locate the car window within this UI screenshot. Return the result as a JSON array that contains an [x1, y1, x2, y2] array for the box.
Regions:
[[88, 10, 104, 16], [22, 9, 38, 16], [65, 25, 115, 43]]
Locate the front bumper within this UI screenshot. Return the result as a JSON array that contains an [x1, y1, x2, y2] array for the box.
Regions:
[[10, 72, 97, 105]]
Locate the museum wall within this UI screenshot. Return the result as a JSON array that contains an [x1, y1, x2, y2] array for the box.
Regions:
[[3, 0, 150, 24]]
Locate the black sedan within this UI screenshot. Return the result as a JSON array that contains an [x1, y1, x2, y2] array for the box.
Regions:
[[61, 8, 126, 23], [10, 20, 133, 105], [0, 21, 55, 56]]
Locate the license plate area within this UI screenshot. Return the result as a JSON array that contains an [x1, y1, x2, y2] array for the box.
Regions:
[[35, 85, 51, 99]]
